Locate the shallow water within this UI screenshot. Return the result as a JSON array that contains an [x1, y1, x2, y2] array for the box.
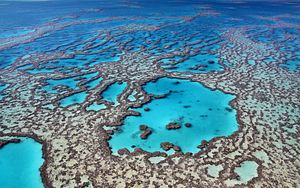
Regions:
[[225, 160, 259, 186], [101, 82, 127, 105], [86, 102, 106, 111], [59, 91, 89, 107], [235, 161, 259, 183], [85, 77, 103, 89], [164, 53, 223, 73], [42, 72, 98, 94], [26, 67, 57, 74], [109, 78, 238, 153], [0, 0, 299, 186], [0, 138, 44, 188]]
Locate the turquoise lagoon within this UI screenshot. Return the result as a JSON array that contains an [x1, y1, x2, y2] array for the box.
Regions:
[[86, 102, 106, 111], [0, 138, 44, 188], [109, 78, 238, 154], [85, 77, 103, 89], [59, 91, 89, 107], [163, 54, 223, 73], [101, 82, 127, 105], [43, 72, 98, 93]]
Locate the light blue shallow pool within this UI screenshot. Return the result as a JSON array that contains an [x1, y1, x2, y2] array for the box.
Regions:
[[109, 77, 238, 154], [0, 138, 44, 188]]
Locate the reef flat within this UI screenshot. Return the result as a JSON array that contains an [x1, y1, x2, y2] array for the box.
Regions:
[[0, 1, 299, 187]]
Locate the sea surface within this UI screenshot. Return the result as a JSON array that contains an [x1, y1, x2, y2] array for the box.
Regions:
[[0, 0, 299, 187], [0, 138, 43, 188], [109, 77, 238, 153]]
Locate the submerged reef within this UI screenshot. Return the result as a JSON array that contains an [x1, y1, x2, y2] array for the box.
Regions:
[[0, 1, 299, 188]]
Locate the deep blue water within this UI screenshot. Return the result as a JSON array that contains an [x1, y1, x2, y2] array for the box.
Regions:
[[0, 1, 299, 70]]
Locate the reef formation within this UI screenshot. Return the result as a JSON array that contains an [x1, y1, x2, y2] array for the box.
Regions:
[[0, 1, 299, 188]]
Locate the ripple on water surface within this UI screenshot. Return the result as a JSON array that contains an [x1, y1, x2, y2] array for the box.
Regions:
[[109, 77, 238, 154], [0, 138, 44, 188]]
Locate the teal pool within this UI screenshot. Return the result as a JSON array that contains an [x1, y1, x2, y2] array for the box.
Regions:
[[109, 78, 238, 154], [42, 72, 98, 93], [59, 91, 89, 107], [163, 54, 223, 73], [0, 138, 44, 188], [101, 82, 127, 105], [85, 77, 103, 89], [86, 102, 106, 111]]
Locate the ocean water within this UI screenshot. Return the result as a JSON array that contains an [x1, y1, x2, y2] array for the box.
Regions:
[[0, 1, 298, 70], [86, 102, 106, 111], [225, 160, 259, 186], [26, 67, 57, 74], [0, 138, 44, 188], [163, 53, 223, 73], [41, 72, 98, 94], [109, 78, 238, 153], [101, 82, 127, 105], [59, 90, 89, 107], [85, 77, 103, 89], [0, 0, 299, 187]]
